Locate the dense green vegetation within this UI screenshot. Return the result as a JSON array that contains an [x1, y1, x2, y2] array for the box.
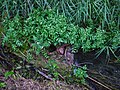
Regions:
[[0, 0, 119, 29], [2, 9, 108, 52], [0, 0, 120, 88], [2, 8, 120, 59], [1, 0, 119, 54]]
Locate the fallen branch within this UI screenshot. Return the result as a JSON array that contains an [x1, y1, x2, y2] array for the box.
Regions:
[[87, 76, 112, 90], [35, 68, 53, 81]]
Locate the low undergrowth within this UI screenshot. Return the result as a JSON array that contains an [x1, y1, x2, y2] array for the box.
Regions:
[[0, 0, 119, 89], [1, 8, 120, 87], [2, 8, 120, 59], [0, 49, 88, 89]]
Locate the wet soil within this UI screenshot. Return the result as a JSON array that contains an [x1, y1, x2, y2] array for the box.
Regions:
[[0, 46, 88, 90], [74, 48, 120, 90], [0, 45, 120, 90]]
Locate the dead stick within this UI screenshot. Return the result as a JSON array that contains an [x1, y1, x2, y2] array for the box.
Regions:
[[35, 68, 53, 81], [87, 76, 112, 90]]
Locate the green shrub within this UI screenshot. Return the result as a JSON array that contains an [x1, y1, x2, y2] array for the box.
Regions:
[[2, 8, 119, 55], [25, 9, 81, 53], [66, 65, 88, 84], [2, 9, 77, 54], [75, 27, 107, 52], [73, 65, 88, 84], [2, 15, 23, 51]]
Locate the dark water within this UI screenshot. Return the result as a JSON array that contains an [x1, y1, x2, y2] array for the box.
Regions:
[[74, 49, 120, 90]]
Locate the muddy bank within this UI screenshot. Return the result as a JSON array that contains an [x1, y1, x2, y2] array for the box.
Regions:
[[0, 45, 120, 90], [74, 48, 120, 90], [0, 46, 88, 90]]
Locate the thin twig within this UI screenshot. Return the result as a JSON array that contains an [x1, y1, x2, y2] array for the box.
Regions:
[[87, 76, 112, 90], [35, 68, 53, 81]]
